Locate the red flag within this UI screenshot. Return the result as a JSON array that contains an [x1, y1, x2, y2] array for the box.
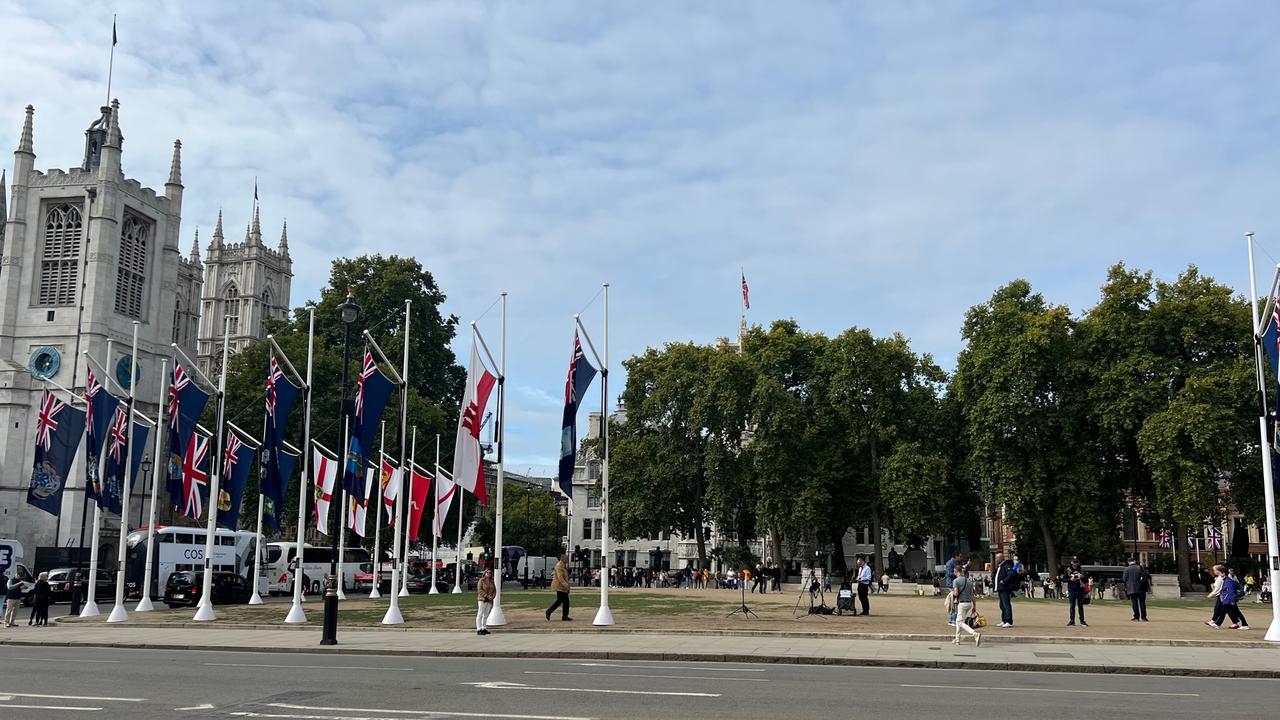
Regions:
[[451, 339, 496, 504], [408, 467, 432, 543]]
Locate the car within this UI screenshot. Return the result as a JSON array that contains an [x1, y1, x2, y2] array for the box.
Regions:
[[43, 567, 115, 605], [163, 571, 253, 608]]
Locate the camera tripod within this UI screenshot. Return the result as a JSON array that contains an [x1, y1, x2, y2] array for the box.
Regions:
[[793, 569, 833, 619], [727, 575, 758, 619]]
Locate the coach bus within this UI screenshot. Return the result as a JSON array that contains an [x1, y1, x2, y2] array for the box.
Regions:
[[264, 541, 371, 596], [124, 526, 265, 599]]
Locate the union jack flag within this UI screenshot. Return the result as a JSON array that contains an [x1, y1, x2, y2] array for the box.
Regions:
[[224, 432, 243, 478], [168, 365, 190, 430], [34, 392, 65, 451], [182, 432, 209, 520], [266, 357, 283, 418], [86, 369, 103, 414], [1158, 529, 1171, 549], [741, 271, 750, 310], [108, 407, 128, 463], [1206, 525, 1223, 550], [355, 351, 377, 422], [1187, 526, 1198, 547]]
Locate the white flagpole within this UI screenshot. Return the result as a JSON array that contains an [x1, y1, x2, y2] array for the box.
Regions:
[[488, 292, 509, 627], [451, 434, 463, 594], [285, 307, 314, 623], [369, 421, 386, 599], [107, 320, 140, 623], [384, 300, 411, 622], [135, 357, 167, 612], [1247, 233, 1280, 642], [247, 492, 266, 605], [593, 283, 613, 626], [398, 461, 412, 600], [80, 339, 112, 618], [337, 490, 348, 601], [194, 316, 231, 622], [429, 434, 440, 594]]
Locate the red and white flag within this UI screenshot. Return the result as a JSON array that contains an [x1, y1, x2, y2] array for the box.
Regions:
[[1158, 529, 1171, 549], [1206, 525, 1223, 550], [408, 466, 432, 543], [312, 444, 338, 534], [380, 455, 400, 524], [434, 471, 457, 539], [451, 339, 497, 504]]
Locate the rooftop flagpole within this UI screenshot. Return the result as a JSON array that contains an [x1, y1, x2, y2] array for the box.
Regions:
[[105, 15, 117, 105]]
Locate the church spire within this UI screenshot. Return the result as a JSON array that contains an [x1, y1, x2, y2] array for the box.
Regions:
[[0, 170, 7, 246], [104, 100, 121, 149], [211, 208, 224, 247], [17, 105, 34, 155], [249, 201, 262, 245], [278, 219, 288, 255], [190, 227, 201, 265], [167, 139, 182, 186]]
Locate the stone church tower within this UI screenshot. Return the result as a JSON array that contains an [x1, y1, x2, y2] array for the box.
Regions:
[[195, 203, 292, 377], [0, 101, 203, 551]]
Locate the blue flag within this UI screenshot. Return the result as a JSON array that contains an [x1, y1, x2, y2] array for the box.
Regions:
[[266, 446, 300, 526], [166, 364, 210, 512], [346, 350, 395, 501], [27, 390, 87, 516], [557, 332, 597, 498], [262, 356, 300, 529], [84, 370, 118, 506], [216, 429, 256, 530], [101, 401, 148, 516]]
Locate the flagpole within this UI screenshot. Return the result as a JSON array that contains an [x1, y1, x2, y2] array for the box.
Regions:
[[285, 308, 314, 623], [594, 283, 614, 626], [369, 421, 386, 599], [68, 188, 96, 614], [488, 293, 509, 627], [1246, 232, 1280, 642], [451, 434, 463, 594], [80, 339, 111, 619], [429, 434, 440, 594], [194, 316, 231, 622], [384, 300, 411, 622], [247, 384, 270, 607], [107, 321, 139, 623], [337, 490, 348, 601], [105, 15, 116, 105], [134, 358, 167, 612]]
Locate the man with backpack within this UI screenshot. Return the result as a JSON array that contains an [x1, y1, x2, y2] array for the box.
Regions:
[[991, 551, 1019, 628], [1122, 555, 1151, 622]]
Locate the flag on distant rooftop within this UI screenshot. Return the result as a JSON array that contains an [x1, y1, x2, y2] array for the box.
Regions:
[[741, 270, 750, 310]]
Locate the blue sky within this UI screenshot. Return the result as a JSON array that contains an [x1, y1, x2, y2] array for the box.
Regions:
[[3, 2, 1280, 471]]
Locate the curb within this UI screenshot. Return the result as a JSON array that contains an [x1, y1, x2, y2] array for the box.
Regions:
[[2, 636, 1277, 679]]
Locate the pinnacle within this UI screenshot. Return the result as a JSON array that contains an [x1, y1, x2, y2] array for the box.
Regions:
[[18, 105, 34, 154], [168, 139, 182, 186]]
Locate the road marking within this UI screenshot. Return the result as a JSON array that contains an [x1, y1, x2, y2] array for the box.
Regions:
[[0, 691, 145, 702], [176, 703, 217, 710], [463, 681, 719, 697], [527, 670, 766, 682], [566, 662, 765, 672], [0, 701, 102, 711], [257, 703, 595, 719], [900, 684, 1200, 697], [1, 657, 121, 664], [204, 663, 413, 671]]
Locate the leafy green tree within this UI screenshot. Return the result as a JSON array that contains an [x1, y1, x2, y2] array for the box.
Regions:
[[471, 482, 564, 558]]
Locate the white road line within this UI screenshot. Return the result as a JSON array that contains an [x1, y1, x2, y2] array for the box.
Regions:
[[0, 657, 121, 664], [565, 662, 765, 672], [463, 681, 719, 697], [0, 702, 102, 711], [527, 670, 766, 682], [204, 663, 413, 671], [263, 703, 594, 719], [900, 684, 1200, 697], [0, 691, 145, 702]]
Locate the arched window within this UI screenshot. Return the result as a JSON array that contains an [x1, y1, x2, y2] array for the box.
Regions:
[[114, 213, 149, 318], [261, 288, 273, 321], [224, 283, 240, 335], [172, 297, 182, 344], [37, 203, 83, 306]]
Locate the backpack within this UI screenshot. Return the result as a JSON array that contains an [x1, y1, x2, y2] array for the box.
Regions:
[[1225, 577, 1243, 604]]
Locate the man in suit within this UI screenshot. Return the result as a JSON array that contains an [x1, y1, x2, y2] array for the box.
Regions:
[[992, 551, 1017, 628], [1122, 555, 1151, 622], [545, 554, 572, 622], [855, 557, 873, 615]]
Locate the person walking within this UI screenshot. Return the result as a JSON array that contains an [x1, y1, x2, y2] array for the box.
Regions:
[[992, 551, 1017, 628], [1206, 564, 1250, 630], [880, 572, 890, 594], [944, 551, 962, 625], [855, 557, 873, 615], [3, 574, 22, 628], [1061, 557, 1088, 627], [950, 565, 981, 646], [545, 554, 572, 622], [30, 572, 51, 627], [1122, 556, 1150, 622], [475, 568, 496, 636]]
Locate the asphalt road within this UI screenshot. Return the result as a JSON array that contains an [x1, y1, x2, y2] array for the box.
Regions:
[[0, 645, 1269, 719]]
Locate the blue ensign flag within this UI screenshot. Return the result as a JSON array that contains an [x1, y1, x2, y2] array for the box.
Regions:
[[262, 356, 300, 529], [166, 364, 211, 512], [216, 429, 256, 530], [27, 391, 87, 516], [557, 331, 597, 498], [348, 351, 395, 501]]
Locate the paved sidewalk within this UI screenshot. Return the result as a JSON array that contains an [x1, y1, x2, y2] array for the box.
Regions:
[[2, 623, 1277, 678]]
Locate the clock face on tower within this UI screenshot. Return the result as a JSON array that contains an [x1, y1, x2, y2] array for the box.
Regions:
[[116, 355, 141, 391], [28, 347, 61, 379]]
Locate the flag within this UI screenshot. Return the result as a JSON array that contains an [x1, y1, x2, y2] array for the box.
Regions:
[[312, 443, 338, 534], [216, 428, 255, 530], [269, 446, 300, 525], [557, 331, 597, 498], [1158, 529, 1171, 549], [410, 467, 433, 543], [261, 356, 300, 530], [380, 456, 399, 524], [1206, 525, 1223, 550], [84, 370, 117, 506], [349, 463, 374, 537], [26, 390, 86, 516], [1186, 526, 1198, 547], [741, 271, 750, 310], [347, 351, 395, 501], [432, 470, 455, 539], [181, 430, 210, 521], [452, 339, 497, 504], [101, 402, 148, 516], [166, 364, 210, 512], [112, 17, 117, 46]]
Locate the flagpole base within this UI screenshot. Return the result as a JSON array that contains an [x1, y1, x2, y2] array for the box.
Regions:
[[381, 603, 404, 625], [487, 603, 507, 627], [397, 586, 409, 598], [193, 599, 217, 622], [134, 596, 154, 613], [428, 586, 439, 595], [248, 592, 264, 605], [1266, 617, 1280, 643], [369, 588, 381, 599], [106, 603, 129, 623], [78, 599, 100, 618], [336, 587, 346, 601], [450, 584, 462, 595], [592, 604, 615, 626], [284, 600, 307, 624]]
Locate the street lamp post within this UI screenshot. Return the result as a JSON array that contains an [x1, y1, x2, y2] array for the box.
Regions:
[[321, 290, 359, 646], [136, 454, 153, 529]]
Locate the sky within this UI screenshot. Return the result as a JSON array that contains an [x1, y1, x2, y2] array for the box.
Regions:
[[3, 2, 1280, 471]]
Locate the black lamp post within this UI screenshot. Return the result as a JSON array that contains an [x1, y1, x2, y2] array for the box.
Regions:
[[136, 454, 153, 529], [322, 289, 359, 646]]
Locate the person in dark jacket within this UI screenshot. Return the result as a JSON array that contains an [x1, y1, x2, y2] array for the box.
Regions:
[[991, 552, 1017, 628], [1121, 556, 1151, 622], [1060, 557, 1088, 627]]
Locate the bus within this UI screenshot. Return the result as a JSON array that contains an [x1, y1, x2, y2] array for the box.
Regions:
[[264, 542, 371, 595], [124, 526, 265, 599]]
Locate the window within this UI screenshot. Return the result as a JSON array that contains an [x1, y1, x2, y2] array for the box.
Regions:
[[594, 519, 603, 539], [626, 550, 636, 567], [172, 298, 182, 344], [115, 213, 149, 318], [582, 518, 593, 540], [587, 488, 600, 509], [37, 203, 82, 306], [224, 283, 240, 335]]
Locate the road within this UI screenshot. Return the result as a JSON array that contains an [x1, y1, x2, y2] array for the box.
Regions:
[[0, 644, 1268, 719]]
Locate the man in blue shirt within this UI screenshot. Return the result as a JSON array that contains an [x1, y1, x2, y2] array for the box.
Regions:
[[855, 557, 873, 615], [944, 551, 962, 625]]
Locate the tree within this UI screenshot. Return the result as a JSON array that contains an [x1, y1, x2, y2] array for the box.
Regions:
[[471, 482, 563, 558]]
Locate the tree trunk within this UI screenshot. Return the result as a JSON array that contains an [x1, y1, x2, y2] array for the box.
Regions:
[[829, 529, 849, 576], [1174, 522, 1191, 592], [1038, 515, 1058, 577], [871, 508, 885, 576], [695, 521, 707, 570], [769, 524, 784, 579]]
